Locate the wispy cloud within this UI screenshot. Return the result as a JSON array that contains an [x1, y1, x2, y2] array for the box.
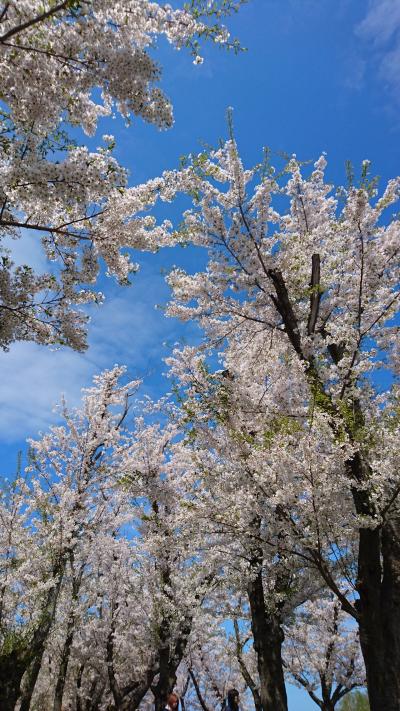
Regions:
[[2, 229, 49, 273], [356, 0, 400, 100], [0, 258, 196, 444], [357, 0, 400, 46], [0, 344, 93, 443], [342, 53, 367, 91]]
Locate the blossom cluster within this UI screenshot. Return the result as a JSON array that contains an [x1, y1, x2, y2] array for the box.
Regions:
[[0, 0, 234, 350]]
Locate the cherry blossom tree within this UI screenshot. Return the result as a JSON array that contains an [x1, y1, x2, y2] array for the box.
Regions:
[[116, 416, 218, 711], [4, 131, 399, 709], [0, 366, 226, 710], [146, 138, 400, 711], [0, 0, 243, 350], [284, 598, 365, 711], [166, 338, 353, 711], [0, 366, 139, 709], [178, 620, 252, 711]]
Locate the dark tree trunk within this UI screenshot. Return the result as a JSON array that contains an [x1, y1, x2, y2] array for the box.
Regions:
[[107, 600, 157, 711], [0, 648, 27, 711], [264, 261, 400, 709], [0, 563, 64, 711], [356, 515, 400, 711], [119, 675, 156, 711], [152, 659, 177, 711], [75, 663, 85, 711], [356, 525, 385, 711], [152, 614, 192, 711], [247, 568, 288, 711], [319, 676, 335, 711], [19, 651, 45, 711], [152, 615, 175, 711], [348, 446, 400, 711], [53, 563, 84, 711], [53, 615, 76, 711], [85, 676, 106, 711], [381, 515, 400, 710], [19, 566, 65, 711]]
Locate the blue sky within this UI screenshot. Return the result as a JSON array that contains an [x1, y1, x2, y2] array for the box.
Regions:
[[1, 2, 399, 706]]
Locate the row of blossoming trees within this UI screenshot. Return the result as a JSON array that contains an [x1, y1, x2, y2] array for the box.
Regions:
[[0, 361, 367, 711], [0, 2, 399, 711]]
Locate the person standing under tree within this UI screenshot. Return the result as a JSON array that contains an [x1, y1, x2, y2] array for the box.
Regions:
[[222, 689, 240, 711], [163, 692, 179, 711]]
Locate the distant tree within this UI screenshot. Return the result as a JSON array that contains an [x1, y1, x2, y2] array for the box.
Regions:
[[284, 598, 365, 711], [338, 690, 370, 711]]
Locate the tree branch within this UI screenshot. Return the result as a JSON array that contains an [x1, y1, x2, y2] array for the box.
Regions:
[[267, 268, 303, 358], [189, 669, 211, 711], [0, 1, 75, 43], [307, 253, 321, 335]]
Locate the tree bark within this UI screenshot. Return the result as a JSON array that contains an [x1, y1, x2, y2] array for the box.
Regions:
[[19, 651, 45, 711], [53, 615, 76, 711], [75, 663, 85, 711], [0, 648, 27, 711], [85, 676, 106, 711], [107, 599, 158, 711], [381, 514, 400, 710], [247, 567, 288, 711], [1, 562, 65, 711], [53, 562, 84, 711], [265, 259, 400, 710], [356, 514, 400, 711], [152, 613, 193, 711]]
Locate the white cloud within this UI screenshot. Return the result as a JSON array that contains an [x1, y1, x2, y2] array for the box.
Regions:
[[0, 344, 93, 443], [356, 0, 400, 46], [2, 229, 49, 273], [0, 262, 194, 444], [342, 54, 367, 91], [356, 0, 400, 100]]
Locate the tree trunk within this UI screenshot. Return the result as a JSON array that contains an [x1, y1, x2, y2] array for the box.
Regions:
[[0, 562, 64, 711], [381, 515, 400, 710], [151, 612, 193, 711], [347, 444, 400, 711], [233, 617, 262, 711], [152, 615, 173, 711], [53, 563, 83, 711], [18, 565, 65, 711], [356, 525, 385, 711], [152, 622, 184, 711], [266, 263, 400, 709], [119, 676, 157, 711], [19, 651, 45, 711], [356, 514, 400, 711], [107, 600, 157, 711], [247, 568, 288, 711], [53, 615, 76, 711], [319, 678, 335, 711], [85, 677, 106, 711], [0, 648, 27, 711], [75, 664, 85, 711]]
